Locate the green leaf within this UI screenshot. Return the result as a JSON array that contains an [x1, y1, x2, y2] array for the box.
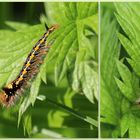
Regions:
[[129, 114, 140, 138], [120, 113, 129, 137], [115, 3, 140, 77], [40, 58, 47, 84], [121, 97, 131, 114], [18, 96, 31, 126], [29, 73, 41, 106], [113, 3, 140, 138], [23, 114, 32, 136], [116, 60, 132, 86], [101, 8, 121, 127], [72, 61, 98, 103], [45, 2, 98, 103], [101, 3, 140, 138], [115, 60, 135, 102], [45, 3, 98, 26]]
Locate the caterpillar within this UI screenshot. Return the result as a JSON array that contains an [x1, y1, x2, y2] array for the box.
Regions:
[[0, 24, 58, 107]]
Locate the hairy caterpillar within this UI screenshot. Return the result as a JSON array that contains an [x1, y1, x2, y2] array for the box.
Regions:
[[0, 24, 58, 107]]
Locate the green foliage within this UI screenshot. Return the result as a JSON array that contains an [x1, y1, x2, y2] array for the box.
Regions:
[[0, 2, 98, 138], [101, 3, 140, 138], [100, 5, 122, 137], [45, 2, 98, 102]]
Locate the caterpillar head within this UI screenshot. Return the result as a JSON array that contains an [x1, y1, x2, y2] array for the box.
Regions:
[[45, 24, 59, 31], [48, 24, 59, 32], [52, 24, 59, 30]]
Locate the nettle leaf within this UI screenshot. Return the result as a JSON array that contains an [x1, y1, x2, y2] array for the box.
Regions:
[[115, 60, 134, 102], [72, 61, 98, 103], [121, 112, 140, 138], [100, 8, 122, 137], [29, 73, 41, 106], [115, 60, 140, 103], [23, 114, 32, 136], [45, 2, 98, 103], [115, 3, 140, 77], [45, 3, 97, 26], [115, 3, 140, 138], [120, 113, 130, 137]]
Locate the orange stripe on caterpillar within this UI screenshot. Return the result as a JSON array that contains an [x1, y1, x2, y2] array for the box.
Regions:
[[29, 53, 35, 60], [34, 46, 39, 51], [39, 38, 45, 44], [22, 69, 27, 75], [0, 24, 59, 107], [7, 83, 13, 89], [26, 62, 30, 67]]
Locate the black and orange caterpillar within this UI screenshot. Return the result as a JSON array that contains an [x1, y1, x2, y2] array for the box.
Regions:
[[0, 24, 58, 107]]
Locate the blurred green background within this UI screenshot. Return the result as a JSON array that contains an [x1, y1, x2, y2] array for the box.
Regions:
[[0, 3, 45, 28]]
